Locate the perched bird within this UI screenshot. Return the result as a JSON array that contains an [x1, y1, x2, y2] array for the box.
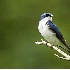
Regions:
[[38, 12, 70, 50]]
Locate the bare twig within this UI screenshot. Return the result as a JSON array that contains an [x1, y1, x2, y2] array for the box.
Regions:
[[35, 39, 70, 60]]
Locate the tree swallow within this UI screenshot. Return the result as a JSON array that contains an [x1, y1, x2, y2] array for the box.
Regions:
[[38, 12, 70, 50]]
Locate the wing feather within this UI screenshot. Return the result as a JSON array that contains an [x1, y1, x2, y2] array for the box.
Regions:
[[47, 20, 70, 50]]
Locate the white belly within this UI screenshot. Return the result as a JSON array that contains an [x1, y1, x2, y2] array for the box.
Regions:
[[38, 20, 59, 45]]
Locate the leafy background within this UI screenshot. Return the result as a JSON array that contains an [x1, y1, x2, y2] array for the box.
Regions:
[[0, 0, 70, 69]]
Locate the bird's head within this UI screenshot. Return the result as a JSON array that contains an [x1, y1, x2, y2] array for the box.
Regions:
[[40, 12, 53, 21]]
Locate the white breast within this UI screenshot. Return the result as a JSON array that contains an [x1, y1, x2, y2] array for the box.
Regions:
[[38, 19, 59, 45]]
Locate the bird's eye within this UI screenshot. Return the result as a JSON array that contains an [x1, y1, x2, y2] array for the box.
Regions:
[[46, 14, 51, 17]]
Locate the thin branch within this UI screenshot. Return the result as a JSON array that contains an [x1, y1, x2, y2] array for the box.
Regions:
[[35, 39, 70, 60]]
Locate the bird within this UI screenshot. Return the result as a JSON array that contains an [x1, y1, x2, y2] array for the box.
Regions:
[[38, 12, 70, 51]]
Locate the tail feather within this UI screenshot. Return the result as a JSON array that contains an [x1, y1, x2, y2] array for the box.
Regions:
[[60, 38, 70, 50], [64, 42, 70, 50]]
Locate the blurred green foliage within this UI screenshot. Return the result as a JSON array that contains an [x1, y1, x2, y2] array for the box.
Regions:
[[0, 0, 70, 69]]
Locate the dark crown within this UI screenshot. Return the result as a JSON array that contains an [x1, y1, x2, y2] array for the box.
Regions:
[[40, 13, 53, 20]]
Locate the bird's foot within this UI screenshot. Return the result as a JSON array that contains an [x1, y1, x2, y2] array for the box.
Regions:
[[50, 44, 54, 50], [46, 41, 54, 50]]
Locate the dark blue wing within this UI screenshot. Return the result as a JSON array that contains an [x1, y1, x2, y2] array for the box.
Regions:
[[47, 20, 63, 39], [47, 20, 70, 50]]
